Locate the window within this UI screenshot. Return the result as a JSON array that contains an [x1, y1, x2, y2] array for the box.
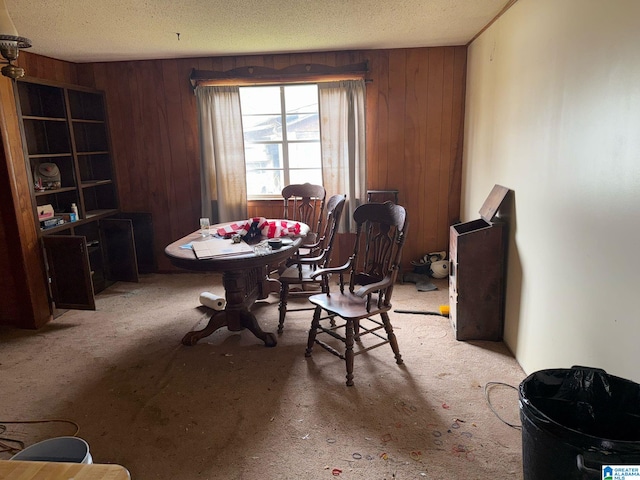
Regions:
[[240, 84, 322, 197]]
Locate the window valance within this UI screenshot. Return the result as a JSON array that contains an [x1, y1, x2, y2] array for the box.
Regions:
[[189, 62, 369, 89]]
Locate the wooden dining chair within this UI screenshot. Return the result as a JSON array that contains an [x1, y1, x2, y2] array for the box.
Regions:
[[281, 183, 326, 254], [276, 194, 346, 333], [304, 201, 408, 386]]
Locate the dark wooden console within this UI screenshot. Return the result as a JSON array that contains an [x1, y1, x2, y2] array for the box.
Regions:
[[449, 184, 511, 341]]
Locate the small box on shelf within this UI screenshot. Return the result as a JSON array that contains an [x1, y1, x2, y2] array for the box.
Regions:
[[41, 216, 65, 229], [59, 212, 77, 223]]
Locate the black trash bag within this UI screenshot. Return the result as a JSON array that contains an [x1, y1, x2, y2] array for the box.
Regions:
[[520, 366, 640, 441]]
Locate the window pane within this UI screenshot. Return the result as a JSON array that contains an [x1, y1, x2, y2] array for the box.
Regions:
[[240, 86, 281, 114], [245, 143, 282, 170], [245, 143, 283, 196], [241, 83, 324, 197], [285, 85, 318, 113], [290, 169, 322, 186], [243, 115, 282, 142], [288, 142, 321, 169], [246, 169, 284, 196], [286, 113, 319, 140]]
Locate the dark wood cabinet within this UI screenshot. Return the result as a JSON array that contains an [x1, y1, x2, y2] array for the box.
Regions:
[[449, 185, 511, 341], [42, 235, 96, 310], [16, 79, 119, 224], [14, 78, 152, 311]]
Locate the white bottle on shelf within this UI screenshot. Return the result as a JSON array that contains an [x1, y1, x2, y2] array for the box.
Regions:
[[71, 203, 79, 222]]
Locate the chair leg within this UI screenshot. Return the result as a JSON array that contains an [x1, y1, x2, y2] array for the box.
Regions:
[[353, 319, 361, 342], [278, 282, 289, 333], [345, 320, 355, 386], [381, 312, 403, 365], [305, 306, 322, 357]]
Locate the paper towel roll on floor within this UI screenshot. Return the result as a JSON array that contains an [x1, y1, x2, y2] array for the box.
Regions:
[[199, 292, 226, 311]]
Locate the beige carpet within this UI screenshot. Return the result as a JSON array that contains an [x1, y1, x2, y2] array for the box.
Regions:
[[1, 273, 525, 479]]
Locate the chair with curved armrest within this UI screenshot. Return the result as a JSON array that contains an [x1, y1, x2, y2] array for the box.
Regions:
[[304, 201, 408, 386], [277, 194, 346, 333]]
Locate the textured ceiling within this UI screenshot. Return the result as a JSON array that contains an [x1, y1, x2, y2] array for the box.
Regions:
[[7, 0, 508, 64]]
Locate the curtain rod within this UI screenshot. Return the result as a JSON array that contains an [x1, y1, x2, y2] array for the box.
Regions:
[[189, 61, 369, 89]]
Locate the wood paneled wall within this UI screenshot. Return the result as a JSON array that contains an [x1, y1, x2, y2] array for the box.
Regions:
[[80, 47, 466, 271], [1, 47, 466, 327], [18, 53, 79, 85], [366, 48, 466, 265]]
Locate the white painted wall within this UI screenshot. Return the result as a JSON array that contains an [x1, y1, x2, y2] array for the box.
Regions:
[[464, 0, 640, 382]]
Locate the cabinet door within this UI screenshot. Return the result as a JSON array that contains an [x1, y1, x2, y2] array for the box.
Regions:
[[114, 212, 156, 273], [43, 236, 95, 310], [100, 218, 139, 283]]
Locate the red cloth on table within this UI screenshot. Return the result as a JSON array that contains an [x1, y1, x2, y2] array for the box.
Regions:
[[216, 217, 302, 238]]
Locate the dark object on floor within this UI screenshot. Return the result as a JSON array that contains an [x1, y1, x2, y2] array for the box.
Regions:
[[519, 366, 640, 480], [410, 250, 449, 278], [394, 305, 449, 317], [402, 272, 437, 291]]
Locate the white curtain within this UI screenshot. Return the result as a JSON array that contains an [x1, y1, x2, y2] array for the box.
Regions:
[[196, 86, 247, 223], [318, 80, 367, 233]]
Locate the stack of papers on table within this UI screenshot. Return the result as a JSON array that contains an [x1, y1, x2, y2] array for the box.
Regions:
[[192, 238, 254, 259]]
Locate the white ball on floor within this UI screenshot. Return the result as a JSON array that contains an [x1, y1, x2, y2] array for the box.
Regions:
[[430, 260, 449, 278]]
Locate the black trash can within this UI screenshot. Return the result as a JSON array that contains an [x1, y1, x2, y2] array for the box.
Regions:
[[519, 366, 640, 480]]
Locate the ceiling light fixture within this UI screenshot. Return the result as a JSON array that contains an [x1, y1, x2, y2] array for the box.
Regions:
[[0, 0, 31, 79]]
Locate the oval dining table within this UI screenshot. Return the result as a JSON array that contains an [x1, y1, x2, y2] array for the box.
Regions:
[[164, 221, 308, 347]]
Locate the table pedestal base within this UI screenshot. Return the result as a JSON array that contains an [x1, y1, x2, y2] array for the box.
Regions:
[[181, 310, 277, 347], [181, 266, 278, 347]]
